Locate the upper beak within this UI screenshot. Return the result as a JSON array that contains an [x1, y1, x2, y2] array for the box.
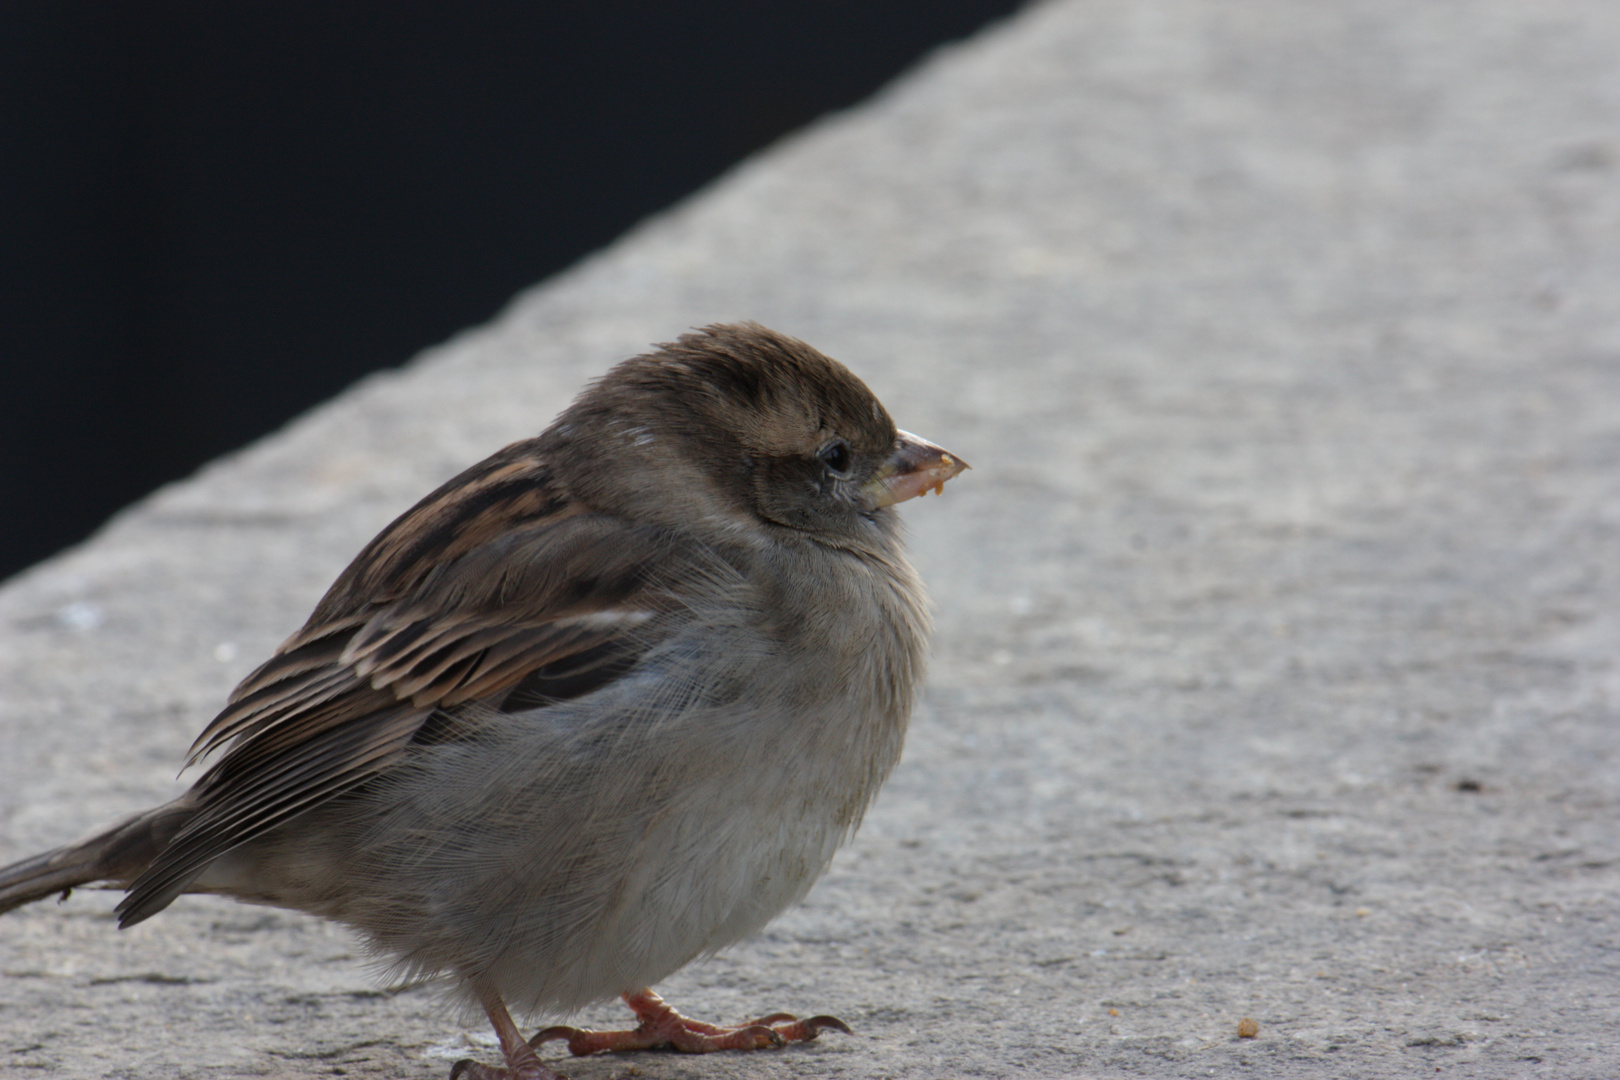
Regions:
[[862, 430, 970, 508]]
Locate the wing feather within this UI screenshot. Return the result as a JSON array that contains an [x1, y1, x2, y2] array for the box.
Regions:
[[121, 440, 691, 924]]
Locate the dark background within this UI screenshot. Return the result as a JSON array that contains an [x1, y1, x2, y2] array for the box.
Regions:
[[0, 2, 1023, 582]]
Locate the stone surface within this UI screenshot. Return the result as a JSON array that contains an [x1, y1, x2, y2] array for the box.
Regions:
[[4, 1, 1619, 1076]]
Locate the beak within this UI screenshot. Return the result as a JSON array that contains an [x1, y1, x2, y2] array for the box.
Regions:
[[862, 430, 970, 508]]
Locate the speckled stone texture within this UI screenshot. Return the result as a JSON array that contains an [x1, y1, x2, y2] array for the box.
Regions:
[[3, 1, 1618, 1076]]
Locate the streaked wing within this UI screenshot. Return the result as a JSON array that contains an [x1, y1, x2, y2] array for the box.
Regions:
[[118, 441, 682, 925]]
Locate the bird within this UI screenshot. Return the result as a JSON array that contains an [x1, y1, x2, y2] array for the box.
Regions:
[[0, 322, 968, 1080]]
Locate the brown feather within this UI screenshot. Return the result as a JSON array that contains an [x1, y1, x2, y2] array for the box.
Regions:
[[128, 453, 678, 923]]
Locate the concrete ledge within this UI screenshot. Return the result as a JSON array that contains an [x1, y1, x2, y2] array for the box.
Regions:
[[4, 1, 1619, 1076]]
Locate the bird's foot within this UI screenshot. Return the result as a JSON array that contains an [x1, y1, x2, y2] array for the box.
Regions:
[[449, 1057, 563, 1080], [451, 983, 568, 1080], [531, 987, 852, 1056]]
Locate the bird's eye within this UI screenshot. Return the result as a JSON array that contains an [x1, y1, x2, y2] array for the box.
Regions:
[[818, 438, 853, 477]]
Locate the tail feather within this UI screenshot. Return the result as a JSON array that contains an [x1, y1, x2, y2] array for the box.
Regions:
[[0, 799, 194, 916]]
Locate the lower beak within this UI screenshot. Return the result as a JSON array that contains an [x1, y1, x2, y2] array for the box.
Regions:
[[862, 430, 970, 508]]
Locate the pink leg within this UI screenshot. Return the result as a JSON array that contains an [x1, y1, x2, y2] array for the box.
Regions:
[[531, 987, 852, 1056], [450, 983, 567, 1080]]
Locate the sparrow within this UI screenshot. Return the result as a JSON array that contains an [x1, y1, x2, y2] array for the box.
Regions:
[[0, 323, 968, 1080]]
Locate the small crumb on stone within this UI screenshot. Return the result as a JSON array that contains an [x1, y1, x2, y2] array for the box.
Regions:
[[1237, 1017, 1260, 1038], [1355, 907, 1371, 917], [1108, 1007, 1119, 1017]]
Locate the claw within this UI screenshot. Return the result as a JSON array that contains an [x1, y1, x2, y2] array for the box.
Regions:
[[769, 1013, 854, 1041], [806, 1014, 855, 1036], [749, 1011, 799, 1026]]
